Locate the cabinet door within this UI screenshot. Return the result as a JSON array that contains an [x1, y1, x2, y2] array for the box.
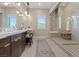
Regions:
[[0, 43, 10, 57], [11, 40, 18, 57], [17, 38, 22, 56], [11, 34, 22, 57], [22, 32, 26, 50]]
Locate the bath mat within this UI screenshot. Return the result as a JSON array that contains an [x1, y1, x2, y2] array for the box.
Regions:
[[36, 39, 55, 57]]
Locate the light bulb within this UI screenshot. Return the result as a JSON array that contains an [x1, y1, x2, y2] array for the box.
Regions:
[[16, 11, 19, 14], [19, 14, 21, 16], [24, 11, 27, 14]]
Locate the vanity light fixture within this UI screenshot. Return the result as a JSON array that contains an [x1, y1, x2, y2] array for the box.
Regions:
[[3, 2, 8, 6]]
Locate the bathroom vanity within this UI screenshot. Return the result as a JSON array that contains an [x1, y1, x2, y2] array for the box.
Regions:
[[0, 30, 27, 57]]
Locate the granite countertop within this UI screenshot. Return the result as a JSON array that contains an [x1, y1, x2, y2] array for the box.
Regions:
[[0, 29, 27, 39]]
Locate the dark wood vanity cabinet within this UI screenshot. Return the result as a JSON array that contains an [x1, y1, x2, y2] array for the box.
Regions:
[[0, 32, 26, 57], [0, 36, 10, 57]]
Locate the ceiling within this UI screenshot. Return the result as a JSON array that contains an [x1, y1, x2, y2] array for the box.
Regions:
[[29, 2, 57, 9], [0, 2, 57, 9]]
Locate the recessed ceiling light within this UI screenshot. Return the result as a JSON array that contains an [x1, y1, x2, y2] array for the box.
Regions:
[[17, 2, 21, 6], [3, 2, 8, 6]]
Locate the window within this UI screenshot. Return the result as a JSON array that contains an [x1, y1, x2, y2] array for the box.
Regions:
[[37, 16, 46, 31], [7, 16, 16, 29]]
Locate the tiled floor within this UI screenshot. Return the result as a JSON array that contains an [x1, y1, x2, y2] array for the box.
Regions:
[[21, 36, 75, 57]]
